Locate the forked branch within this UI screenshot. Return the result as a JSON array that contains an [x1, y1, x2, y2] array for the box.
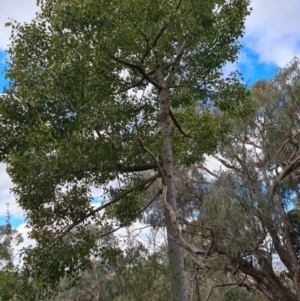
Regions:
[[138, 137, 205, 255], [107, 53, 161, 89]]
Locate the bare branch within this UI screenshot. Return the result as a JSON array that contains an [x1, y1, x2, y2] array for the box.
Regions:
[[272, 155, 300, 195], [118, 161, 163, 173], [212, 155, 242, 173], [243, 136, 261, 149], [276, 131, 300, 157], [199, 164, 220, 179]]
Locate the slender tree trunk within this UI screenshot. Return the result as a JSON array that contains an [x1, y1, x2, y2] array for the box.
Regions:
[[159, 85, 188, 301], [91, 259, 101, 301]]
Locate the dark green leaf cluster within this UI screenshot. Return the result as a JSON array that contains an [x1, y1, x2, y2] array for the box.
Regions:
[[1, 0, 251, 292]]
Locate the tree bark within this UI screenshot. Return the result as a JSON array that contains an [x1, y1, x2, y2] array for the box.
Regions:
[[159, 84, 188, 301], [236, 258, 298, 301]]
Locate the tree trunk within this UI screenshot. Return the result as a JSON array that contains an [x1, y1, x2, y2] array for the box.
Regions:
[[159, 85, 188, 301]]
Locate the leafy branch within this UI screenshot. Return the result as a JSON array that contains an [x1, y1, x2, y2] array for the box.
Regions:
[[59, 173, 160, 238]]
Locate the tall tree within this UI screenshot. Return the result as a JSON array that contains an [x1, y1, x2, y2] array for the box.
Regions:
[[1, 0, 250, 299], [0, 214, 23, 301], [177, 58, 300, 301]]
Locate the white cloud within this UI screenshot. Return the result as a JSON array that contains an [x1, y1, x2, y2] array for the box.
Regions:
[[244, 0, 300, 66], [0, 0, 299, 231], [0, 163, 23, 218], [222, 61, 238, 77], [0, 0, 299, 66], [15, 223, 35, 249], [0, 0, 38, 51], [115, 221, 166, 251], [12, 223, 35, 266]]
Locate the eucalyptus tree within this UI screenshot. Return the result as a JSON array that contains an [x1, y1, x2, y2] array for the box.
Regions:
[[1, 0, 251, 299], [0, 216, 23, 301], [177, 58, 300, 301]]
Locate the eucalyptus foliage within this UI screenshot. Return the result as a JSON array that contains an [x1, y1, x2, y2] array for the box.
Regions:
[[178, 58, 300, 301], [0, 215, 23, 301]]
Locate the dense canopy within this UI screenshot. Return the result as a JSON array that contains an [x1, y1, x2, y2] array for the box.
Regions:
[[0, 0, 251, 299]]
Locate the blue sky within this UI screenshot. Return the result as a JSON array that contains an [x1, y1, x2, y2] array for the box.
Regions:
[[0, 0, 300, 246], [238, 48, 278, 86], [0, 51, 7, 91]]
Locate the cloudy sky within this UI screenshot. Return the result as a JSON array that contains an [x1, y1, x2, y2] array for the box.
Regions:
[[0, 0, 300, 246]]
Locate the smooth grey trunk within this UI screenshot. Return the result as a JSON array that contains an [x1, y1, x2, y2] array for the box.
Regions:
[[159, 85, 188, 301]]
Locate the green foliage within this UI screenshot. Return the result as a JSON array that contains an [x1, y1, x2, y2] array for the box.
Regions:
[[288, 210, 300, 258], [47, 238, 172, 301], [0, 270, 19, 301], [109, 192, 143, 226], [0, 215, 23, 301], [0, 221, 23, 270], [174, 58, 300, 300], [222, 288, 260, 301], [1, 0, 251, 293]]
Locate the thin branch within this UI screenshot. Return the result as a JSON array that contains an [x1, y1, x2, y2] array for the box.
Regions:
[[78, 160, 162, 174], [150, 0, 187, 52], [176, 0, 184, 9], [254, 147, 270, 188], [118, 161, 163, 173], [212, 155, 242, 173], [46, 71, 76, 110], [107, 53, 161, 89], [206, 228, 215, 256], [99, 189, 162, 238], [168, 84, 187, 88], [177, 192, 202, 199], [166, 41, 191, 85], [94, 125, 103, 139], [243, 136, 262, 149], [115, 63, 174, 94], [151, 21, 170, 49], [199, 164, 220, 179], [59, 173, 160, 238], [276, 131, 300, 156], [110, 0, 150, 64], [169, 107, 193, 138], [272, 155, 300, 196], [114, 77, 147, 95], [138, 136, 166, 183], [203, 282, 238, 301]]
